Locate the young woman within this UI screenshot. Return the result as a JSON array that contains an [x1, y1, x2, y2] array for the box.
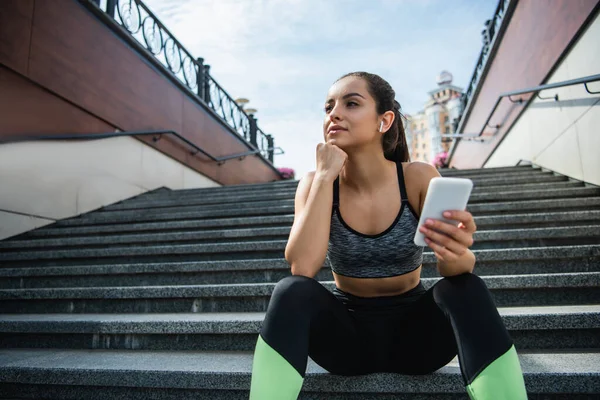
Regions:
[[249, 72, 527, 399]]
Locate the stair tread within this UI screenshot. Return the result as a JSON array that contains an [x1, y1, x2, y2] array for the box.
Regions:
[[2, 223, 599, 250], [0, 348, 598, 393], [1, 272, 598, 298], [0, 304, 598, 327]]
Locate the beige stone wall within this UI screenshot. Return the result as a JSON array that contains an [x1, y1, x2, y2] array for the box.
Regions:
[[0, 137, 221, 240], [486, 12, 600, 186]]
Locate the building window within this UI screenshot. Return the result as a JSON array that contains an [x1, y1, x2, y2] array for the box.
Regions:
[[422, 143, 426, 149]]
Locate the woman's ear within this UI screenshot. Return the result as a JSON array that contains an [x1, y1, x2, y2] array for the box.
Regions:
[[381, 110, 395, 133]]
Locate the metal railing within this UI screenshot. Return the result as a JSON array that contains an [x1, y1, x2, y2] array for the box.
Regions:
[[84, 0, 277, 161], [0, 130, 285, 166], [457, 0, 515, 133], [442, 73, 600, 143]]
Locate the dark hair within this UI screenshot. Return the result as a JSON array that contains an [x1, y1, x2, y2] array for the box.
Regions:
[[336, 72, 410, 163]]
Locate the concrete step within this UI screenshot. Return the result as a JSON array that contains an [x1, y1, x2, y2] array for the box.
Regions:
[[467, 196, 600, 215], [21, 215, 295, 239], [105, 190, 299, 210], [1, 245, 599, 288], [470, 187, 600, 203], [471, 224, 600, 250], [0, 241, 600, 276], [0, 227, 292, 250], [0, 272, 598, 313], [105, 181, 586, 212], [0, 348, 598, 399], [70, 175, 570, 217], [99, 199, 296, 216], [44, 197, 600, 228], [17, 211, 600, 240], [439, 165, 539, 176], [2, 221, 600, 266], [474, 210, 600, 230], [0, 305, 598, 351], [100, 183, 593, 213], [132, 166, 537, 200], [141, 180, 299, 198], [53, 205, 295, 227], [469, 173, 568, 187], [56, 187, 600, 230], [2, 223, 599, 253]]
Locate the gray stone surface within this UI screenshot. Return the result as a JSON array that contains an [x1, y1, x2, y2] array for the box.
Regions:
[[1, 272, 598, 312], [0, 227, 292, 250], [0, 305, 597, 333], [5, 223, 598, 251], [99, 199, 296, 218], [0, 240, 287, 262], [53, 205, 296, 226], [1, 272, 597, 300], [28, 215, 294, 237], [440, 165, 539, 176], [1, 164, 599, 398], [470, 187, 600, 202], [2, 238, 600, 265], [475, 210, 600, 227], [104, 181, 583, 212], [0, 348, 598, 394], [470, 174, 566, 187], [17, 211, 599, 242], [105, 190, 298, 210]]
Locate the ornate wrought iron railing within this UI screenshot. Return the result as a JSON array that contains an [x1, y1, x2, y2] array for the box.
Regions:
[[456, 0, 515, 133], [86, 0, 277, 163]]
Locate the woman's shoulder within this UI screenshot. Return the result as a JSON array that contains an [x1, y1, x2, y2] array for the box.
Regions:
[[403, 161, 441, 181], [402, 161, 440, 177], [402, 161, 442, 204]]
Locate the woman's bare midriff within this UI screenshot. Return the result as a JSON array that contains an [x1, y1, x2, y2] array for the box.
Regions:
[[333, 266, 422, 297]]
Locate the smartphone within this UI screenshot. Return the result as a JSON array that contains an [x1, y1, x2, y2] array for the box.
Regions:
[[414, 177, 474, 247]]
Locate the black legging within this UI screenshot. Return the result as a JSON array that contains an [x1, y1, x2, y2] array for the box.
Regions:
[[260, 272, 513, 384]]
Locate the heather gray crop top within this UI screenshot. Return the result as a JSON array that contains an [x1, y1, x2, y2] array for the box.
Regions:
[[325, 160, 424, 278]]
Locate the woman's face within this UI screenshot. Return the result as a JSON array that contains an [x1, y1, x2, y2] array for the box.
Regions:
[[323, 76, 380, 149]]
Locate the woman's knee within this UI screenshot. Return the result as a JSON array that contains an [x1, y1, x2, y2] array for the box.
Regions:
[[433, 272, 490, 305], [269, 275, 324, 311]]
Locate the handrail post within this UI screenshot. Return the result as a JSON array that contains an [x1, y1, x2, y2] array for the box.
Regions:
[[203, 64, 211, 104], [267, 135, 274, 163], [106, 0, 116, 18], [248, 115, 258, 148], [196, 58, 205, 102]]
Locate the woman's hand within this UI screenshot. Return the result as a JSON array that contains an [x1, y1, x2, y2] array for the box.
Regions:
[[418, 210, 477, 263], [315, 142, 348, 183]]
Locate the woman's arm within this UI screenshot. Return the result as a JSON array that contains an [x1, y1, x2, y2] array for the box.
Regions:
[[284, 171, 335, 278]]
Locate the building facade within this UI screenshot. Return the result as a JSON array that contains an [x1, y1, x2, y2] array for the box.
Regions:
[[406, 71, 463, 165]]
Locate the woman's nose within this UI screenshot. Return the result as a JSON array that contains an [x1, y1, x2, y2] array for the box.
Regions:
[[329, 105, 342, 121]]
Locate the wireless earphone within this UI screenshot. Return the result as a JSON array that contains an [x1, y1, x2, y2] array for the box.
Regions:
[[379, 121, 384, 132]]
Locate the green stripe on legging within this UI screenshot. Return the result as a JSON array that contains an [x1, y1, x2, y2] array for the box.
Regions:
[[249, 334, 304, 399], [466, 344, 527, 400]]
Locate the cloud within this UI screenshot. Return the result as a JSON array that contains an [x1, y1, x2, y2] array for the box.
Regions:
[[141, 0, 497, 178]]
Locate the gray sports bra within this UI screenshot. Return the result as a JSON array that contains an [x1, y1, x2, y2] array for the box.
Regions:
[[325, 160, 424, 278]]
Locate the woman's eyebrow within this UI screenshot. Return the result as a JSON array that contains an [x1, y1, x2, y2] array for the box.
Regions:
[[325, 93, 366, 103]]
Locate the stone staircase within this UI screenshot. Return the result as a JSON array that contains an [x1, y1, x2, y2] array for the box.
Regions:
[[0, 163, 599, 399]]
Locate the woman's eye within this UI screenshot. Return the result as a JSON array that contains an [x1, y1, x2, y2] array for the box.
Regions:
[[347, 101, 358, 107], [324, 105, 332, 113]]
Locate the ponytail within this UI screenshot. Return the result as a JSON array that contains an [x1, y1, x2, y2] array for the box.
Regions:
[[384, 104, 410, 163]]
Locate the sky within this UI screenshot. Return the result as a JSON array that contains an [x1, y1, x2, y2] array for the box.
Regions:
[[140, 0, 499, 179]]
